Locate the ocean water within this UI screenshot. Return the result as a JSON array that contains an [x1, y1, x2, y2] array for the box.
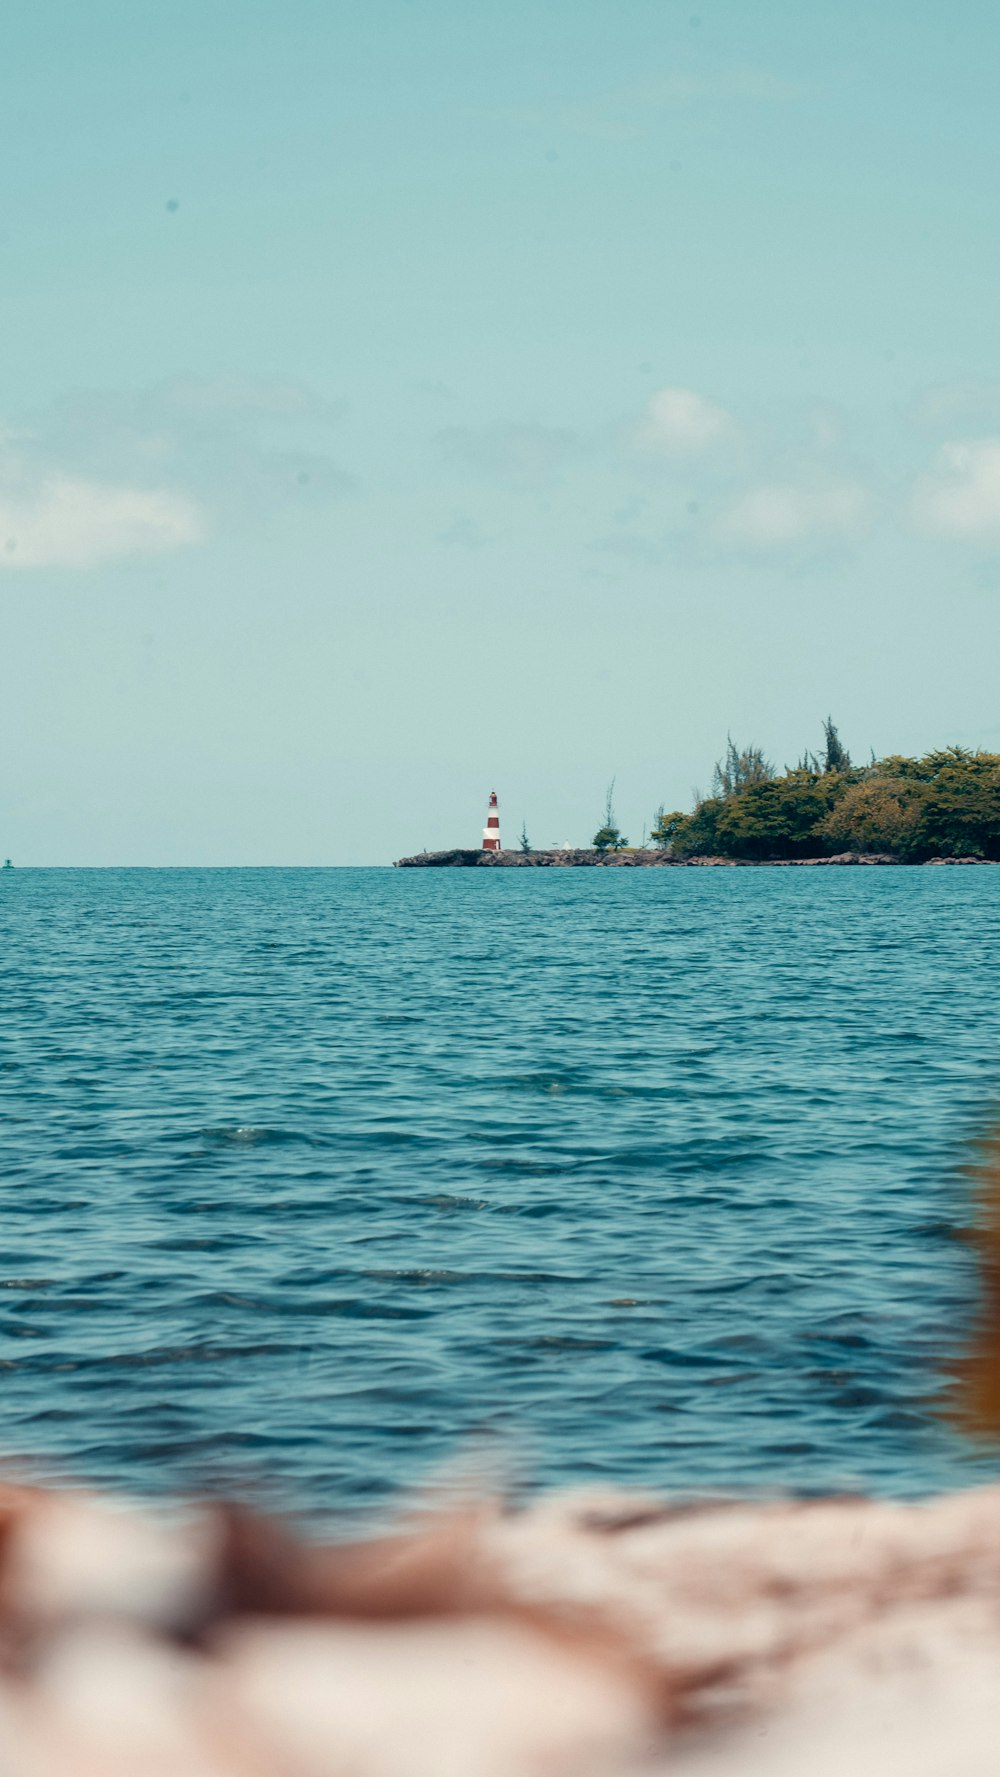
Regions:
[[2, 866, 999, 1519]]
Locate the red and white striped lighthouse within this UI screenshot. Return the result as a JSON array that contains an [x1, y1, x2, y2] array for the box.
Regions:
[[482, 790, 501, 852]]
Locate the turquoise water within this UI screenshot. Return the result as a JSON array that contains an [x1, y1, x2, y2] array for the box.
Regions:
[[2, 867, 998, 1515]]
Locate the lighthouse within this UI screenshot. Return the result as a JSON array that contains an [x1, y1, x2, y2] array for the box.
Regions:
[[482, 790, 501, 852]]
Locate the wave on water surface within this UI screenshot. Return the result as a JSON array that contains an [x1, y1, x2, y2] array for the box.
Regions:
[[1, 865, 998, 1515]]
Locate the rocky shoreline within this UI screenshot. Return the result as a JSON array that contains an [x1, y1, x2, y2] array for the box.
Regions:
[[395, 848, 995, 868]]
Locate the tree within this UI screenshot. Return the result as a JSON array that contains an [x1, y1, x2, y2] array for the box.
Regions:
[[711, 737, 775, 799], [815, 778, 923, 856], [593, 778, 628, 851], [649, 806, 688, 849], [913, 748, 1000, 858], [712, 774, 834, 860], [822, 717, 851, 774], [519, 820, 532, 854], [650, 736, 1000, 861], [667, 798, 721, 857]]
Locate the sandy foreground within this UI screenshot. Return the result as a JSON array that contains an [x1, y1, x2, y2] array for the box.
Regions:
[[0, 1478, 997, 1776]]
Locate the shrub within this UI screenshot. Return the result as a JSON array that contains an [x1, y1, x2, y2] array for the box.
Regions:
[[814, 778, 923, 855]]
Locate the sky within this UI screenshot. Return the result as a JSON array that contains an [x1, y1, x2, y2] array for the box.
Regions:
[[3, 0, 1000, 862]]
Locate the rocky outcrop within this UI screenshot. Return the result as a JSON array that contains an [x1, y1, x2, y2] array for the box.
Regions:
[[395, 849, 685, 867], [769, 852, 901, 865], [393, 849, 989, 868]]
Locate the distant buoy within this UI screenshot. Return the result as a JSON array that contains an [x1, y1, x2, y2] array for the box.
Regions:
[[482, 791, 501, 853], [2, 859, 11, 870]]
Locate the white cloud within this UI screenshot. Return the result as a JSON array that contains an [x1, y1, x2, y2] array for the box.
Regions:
[[0, 474, 203, 569], [635, 387, 736, 456], [912, 439, 1000, 539], [0, 373, 353, 571], [723, 480, 872, 548]]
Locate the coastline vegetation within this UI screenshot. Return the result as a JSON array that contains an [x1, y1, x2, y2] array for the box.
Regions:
[[649, 723, 1000, 861], [593, 778, 629, 853]]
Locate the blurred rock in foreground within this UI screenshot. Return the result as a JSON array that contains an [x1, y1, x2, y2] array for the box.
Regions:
[[0, 1478, 998, 1775]]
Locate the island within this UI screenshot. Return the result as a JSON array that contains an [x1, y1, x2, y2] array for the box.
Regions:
[[398, 726, 1000, 864]]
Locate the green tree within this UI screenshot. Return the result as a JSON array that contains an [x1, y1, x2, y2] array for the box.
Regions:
[[712, 772, 835, 860], [913, 748, 1000, 857], [822, 717, 851, 774], [815, 778, 923, 856], [652, 737, 1000, 861], [712, 737, 775, 799], [519, 820, 532, 854], [593, 778, 628, 851], [649, 806, 689, 849], [667, 798, 722, 857]]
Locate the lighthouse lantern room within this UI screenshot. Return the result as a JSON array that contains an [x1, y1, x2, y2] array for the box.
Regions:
[[482, 791, 501, 852]]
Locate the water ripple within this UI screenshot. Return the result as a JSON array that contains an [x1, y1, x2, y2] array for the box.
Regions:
[[1, 865, 999, 1515]]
